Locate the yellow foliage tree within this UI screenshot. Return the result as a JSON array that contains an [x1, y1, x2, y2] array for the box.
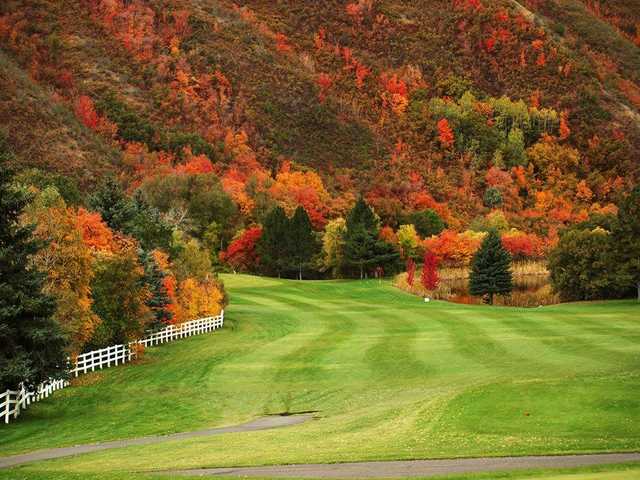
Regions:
[[177, 278, 224, 322], [23, 188, 100, 355], [527, 139, 580, 176]]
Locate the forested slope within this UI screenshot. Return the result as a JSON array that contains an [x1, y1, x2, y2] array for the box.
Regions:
[[1, 0, 639, 249]]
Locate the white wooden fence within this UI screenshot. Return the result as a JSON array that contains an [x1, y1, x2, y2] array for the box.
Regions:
[[0, 379, 68, 424], [2, 311, 224, 424]]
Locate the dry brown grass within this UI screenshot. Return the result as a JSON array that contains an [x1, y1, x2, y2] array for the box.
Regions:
[[394, 260, 557, 307]]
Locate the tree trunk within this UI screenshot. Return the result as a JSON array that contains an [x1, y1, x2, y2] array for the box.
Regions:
[[299, 264, 303, 281], [359, 264, 364, 280], [637, 282, 639, 302], [489, 292, 494, 305]]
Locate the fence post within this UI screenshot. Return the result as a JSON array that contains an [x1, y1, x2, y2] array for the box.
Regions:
[[3, 392, 10, 424]]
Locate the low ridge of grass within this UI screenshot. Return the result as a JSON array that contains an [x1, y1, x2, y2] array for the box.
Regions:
[[0, 275, 638, 479]]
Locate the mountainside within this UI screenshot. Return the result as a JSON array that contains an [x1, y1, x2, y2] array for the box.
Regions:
[[1, 0, 639, 236]]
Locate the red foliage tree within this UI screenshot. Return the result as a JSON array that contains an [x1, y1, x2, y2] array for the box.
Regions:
[[501, 231, 544, 260], [355, 62, 370, 88], [275, 33, 293, 53], [437, 118, 455, 149], [220, 227, 262, 272], [421, 251, 439, 291], [317, 73, 333, 103], [74, 95, 117, 138], [76, 208, 116, 253], [406, 258, 416, 286], [74, 95, 101, 130], [453, 0, 482, 12]]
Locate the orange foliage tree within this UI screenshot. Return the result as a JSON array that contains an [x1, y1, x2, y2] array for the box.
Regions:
[[423, 230, 485, 267], [268, 163, 332, 228], [501, 230, 545, 260], [24, 189, 100, 355], [437, 118, 455, 149], [76, 208, 116, 253], [176, 277, 224, 322]]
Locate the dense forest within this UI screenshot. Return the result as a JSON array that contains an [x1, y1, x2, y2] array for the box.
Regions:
[[1, 0, 639, 288]]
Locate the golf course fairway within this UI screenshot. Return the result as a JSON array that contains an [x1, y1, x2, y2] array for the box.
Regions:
[[0, 274, 638, 479]]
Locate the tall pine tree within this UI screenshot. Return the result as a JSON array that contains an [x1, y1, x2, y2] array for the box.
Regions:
[[140, 250, 173, 331], [469, 230, 513, 305], [287, 206, 316, 280], [344, 197, 399, 279], [0, 139, 67, 390], [88, 176, 135, 233], [258, 206, 289, 278], [130, 191, 173, 251]]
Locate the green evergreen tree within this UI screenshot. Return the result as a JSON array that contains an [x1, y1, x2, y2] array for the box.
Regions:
[[140, 250, 172, 331], [258, 206, 290, 277], [469, 230, 513, 305], [0, 140, 67, 390], [88, 176, 135, 233], [344, 197, 399, 279], [347, 197, 379, 233], [287, 206, 316, 280], [130, 191, 173, 251], [612, 186, 640, 301]]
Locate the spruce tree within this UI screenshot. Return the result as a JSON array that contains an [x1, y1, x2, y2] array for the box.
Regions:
[[469, 230, 513, 305], [345, 197, 379, 279], [258, 206, 289, 277], [344, 197, 399, 279], [88, 176, 135, 233], [140, 250, 172, 331], [130, 191, 173, 251], [344, 224, 378, 279], [0, 141, 67, 390], [288, 206, 316, 280], [347, 197, 379, 233]]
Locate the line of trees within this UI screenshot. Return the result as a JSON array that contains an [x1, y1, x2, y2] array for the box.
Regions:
[[0, 161, 67, 391], [0, 139, 227, 392], [414, 186, 640, 305], [258, 206, 316, 280], [224, 198, 402, 280]]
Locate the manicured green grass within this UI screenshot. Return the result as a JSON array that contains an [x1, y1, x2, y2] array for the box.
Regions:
[[2, 462, 640, 480], [0, 275, 638, 479]]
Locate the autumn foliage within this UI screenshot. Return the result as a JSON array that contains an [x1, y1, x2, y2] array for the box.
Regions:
[[437, 118, 455, 149], [406, 258, 416, 286], [220, 227, 263, 272], [421, 251, 440, 291], [423, 230, 484, 267], [0, 0, 638, 298]]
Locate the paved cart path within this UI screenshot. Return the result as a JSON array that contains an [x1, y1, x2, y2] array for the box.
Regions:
[[0, 414, 313, 469], [164, 453, 640, 478]]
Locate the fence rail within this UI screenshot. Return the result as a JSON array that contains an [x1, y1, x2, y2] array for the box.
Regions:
[[2, 311, 224, 424]]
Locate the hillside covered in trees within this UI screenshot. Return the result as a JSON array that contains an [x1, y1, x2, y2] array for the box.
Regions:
[[1, 0, 639, 280]]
